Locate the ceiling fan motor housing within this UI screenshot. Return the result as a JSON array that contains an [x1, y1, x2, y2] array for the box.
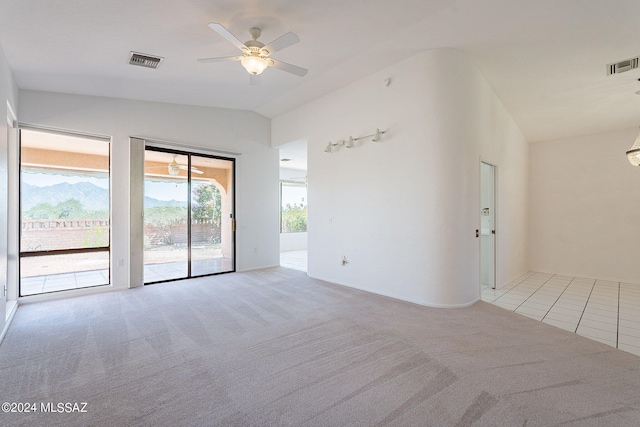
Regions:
[[248, 27, 262, 41]]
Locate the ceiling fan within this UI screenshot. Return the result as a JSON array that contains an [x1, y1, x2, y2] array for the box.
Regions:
[[198, 22, 308, 84], [168, 155, 203, 176]]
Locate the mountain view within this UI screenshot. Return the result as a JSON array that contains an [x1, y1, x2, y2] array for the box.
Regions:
[[21, 182, 183, 211]]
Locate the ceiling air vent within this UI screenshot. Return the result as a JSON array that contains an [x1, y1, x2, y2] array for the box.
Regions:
[[607, 56, 639, 75], [129, 52, 163, 69]]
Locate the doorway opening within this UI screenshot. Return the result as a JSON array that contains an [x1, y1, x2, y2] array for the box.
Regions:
[[480, 161, 496, 290], [143, 147, 235, 284], [278, 139, 307, 272]]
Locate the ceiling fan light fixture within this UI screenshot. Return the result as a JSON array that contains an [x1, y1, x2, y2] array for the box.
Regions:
[[626, 128, 640, 166], [241, 55, 269, 75], [168, 155, 181, 176]]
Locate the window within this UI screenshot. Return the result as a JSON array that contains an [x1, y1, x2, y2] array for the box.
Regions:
[[280, 182, 307, 233], [19, 128, 110, 296]]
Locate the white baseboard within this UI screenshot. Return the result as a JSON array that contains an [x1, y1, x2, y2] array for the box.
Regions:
[[236, 264, 280, 273], [0, 300, 19, 345], [306, 273, 481, 309]]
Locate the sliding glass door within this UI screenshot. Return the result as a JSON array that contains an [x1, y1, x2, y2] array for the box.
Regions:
[[143, 148, 234, 284], [190, 155, 235, 276], [143, 151, 189, 282]]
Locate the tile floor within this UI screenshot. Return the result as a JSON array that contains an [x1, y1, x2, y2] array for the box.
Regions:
[[142, 258, 233, 283], [21, 269, 109, 296], [482, 271, 640, 357], [20, 257, 234, 296], [280, 250, 307, 272]]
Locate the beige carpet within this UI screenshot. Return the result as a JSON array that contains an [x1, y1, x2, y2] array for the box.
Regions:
[[0, 267, 639, 426]]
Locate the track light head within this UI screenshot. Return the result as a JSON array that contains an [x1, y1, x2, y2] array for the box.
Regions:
[[324, 128, 387, 153]]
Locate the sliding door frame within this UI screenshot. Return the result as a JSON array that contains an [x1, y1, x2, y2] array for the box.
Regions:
[[143, 145, 236, 285]]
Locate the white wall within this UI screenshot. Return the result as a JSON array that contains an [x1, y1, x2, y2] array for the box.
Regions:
[[280, 233, 307, 252], [0, 40, 19, 339], [272, 49, 528, 307], [18, 90, 278, 294], [529, 127, 640, 283], [279, 167, 306, 181]]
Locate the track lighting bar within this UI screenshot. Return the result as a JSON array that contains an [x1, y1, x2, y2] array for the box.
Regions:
[[324, 128, 387, 153]]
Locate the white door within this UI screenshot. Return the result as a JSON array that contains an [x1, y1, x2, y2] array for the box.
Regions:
[[480, 162, 496, 289]]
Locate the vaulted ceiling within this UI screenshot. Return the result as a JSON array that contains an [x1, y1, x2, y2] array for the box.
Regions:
[[1, 0, 640, 143]]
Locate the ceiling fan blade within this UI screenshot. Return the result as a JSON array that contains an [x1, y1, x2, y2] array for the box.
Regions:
[[261, 32, 300, 55], [269, 59, 308, 77], [198, 56, 242, 63], [177, 165, 204, 174], [207, 22, 247, 51], [249, 74, 261, 86]]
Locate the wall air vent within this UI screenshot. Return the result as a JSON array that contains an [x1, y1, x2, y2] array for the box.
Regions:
[[129, 52, 163, 69], [607, 56, 639, 75]]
